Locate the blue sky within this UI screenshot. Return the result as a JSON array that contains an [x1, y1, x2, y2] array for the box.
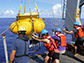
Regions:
[[0, 0, 63, 18], [0, 0, 84, 18]]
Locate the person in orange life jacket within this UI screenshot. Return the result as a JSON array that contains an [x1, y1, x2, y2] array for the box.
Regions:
[[32, 29, 59, 63], [82, 25, 84, 32], [52, 28, 67, 54], [62, 21, 84, 53], [10, 27, 29, 63]]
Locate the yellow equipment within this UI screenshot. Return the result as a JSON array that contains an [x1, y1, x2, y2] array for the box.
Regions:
[[10, 13, 45, 35], [10, 0, 45, 36], [33, 18, 45, 34]]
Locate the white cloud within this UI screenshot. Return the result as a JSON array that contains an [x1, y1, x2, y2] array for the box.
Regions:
[[52, 4, 62, 17], [0, 10, 16, 18], [39, 4, 62, 18], [4, 10, 15, 15], [39, 10, 52, 17]]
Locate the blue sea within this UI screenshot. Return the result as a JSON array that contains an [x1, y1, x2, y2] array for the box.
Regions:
[[0, 18, 84, 63]]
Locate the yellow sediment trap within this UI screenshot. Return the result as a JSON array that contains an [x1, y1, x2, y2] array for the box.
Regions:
[[10, 0, 45, 36]]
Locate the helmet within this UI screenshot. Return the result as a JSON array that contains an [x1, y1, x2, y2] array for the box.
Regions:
[[40, 29, 48, 34], [74, 21, 79, 26], [55, 28, 61, 32], [18, 26, 26, 32]]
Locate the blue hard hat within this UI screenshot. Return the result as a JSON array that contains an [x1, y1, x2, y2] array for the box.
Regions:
[[40, 29, 48, 34], [74, 21, 79, 25], [55, 28, 61, 32]]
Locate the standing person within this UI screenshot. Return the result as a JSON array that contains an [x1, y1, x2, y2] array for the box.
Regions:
[[9, 27, 29, 63], [62, 21, 84, 54], [82, 25, 84, 32], [52, 29, 55, 36], [32, 29, 59, 63], [52, 28, 67, 54]]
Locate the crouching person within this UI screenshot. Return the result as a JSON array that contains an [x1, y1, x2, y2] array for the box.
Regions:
[[52, 28, 67, 54], [32, 29, 59, 63]]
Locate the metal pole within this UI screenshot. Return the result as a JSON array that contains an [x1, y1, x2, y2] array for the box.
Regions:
[[77, 0, 80, 9], [76, 0, 82, 25], [2, 34, 9, 63], [62, 0, 65, 20]]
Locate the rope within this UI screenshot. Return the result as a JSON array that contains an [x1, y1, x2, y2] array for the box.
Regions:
[[28, 0, 34, 52], [34, 0, 38, 11], [66, 7, 74, 23], [61, 0, 64, 28], [0, 0, 24, 36], [28, 0, 33, 33], [0, 20, 18, 36], [33, 0, 39, 18], [19, 0, 23, 13], [62, 0, 74, 23], [0, 27, 10, 36], [42, 18, 58, 27], [24, 0, 26, 13], [50, 0, 55, 19], [27, 0, 41, 53], [42, 0, 75, 30], [0, 18, 20, 36], [28, 0, 32, 15]]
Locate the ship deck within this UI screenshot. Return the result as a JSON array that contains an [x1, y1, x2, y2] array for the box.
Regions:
[[29, 51, 84, 63]]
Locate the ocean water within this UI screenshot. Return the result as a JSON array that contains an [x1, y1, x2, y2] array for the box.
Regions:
[[0, 18, 83, 62]]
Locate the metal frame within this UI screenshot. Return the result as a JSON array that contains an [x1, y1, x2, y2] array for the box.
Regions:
[[28, 40, 41, 53]]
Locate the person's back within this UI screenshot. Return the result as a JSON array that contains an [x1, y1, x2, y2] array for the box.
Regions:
[[12, 38, 29, 63], [10, 27, 29, 63]]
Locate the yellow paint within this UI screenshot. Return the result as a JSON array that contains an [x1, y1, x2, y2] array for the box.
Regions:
[[75, 9, 80, 19]]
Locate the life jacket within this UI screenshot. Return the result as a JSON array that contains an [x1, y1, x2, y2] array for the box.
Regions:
[[56, 33, 67, 47], [44, 36, 57, 52], [74, 27, 84, 38]]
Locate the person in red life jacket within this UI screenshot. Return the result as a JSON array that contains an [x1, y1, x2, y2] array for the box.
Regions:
[[62, 21, 84, 54], [32, 29, 59, 63], [82, 25, 84, 32], [52, 28, 67, 54]]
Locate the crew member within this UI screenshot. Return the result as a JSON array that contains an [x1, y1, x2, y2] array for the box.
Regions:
[[32, 29, 59, 63], [52, 29, 55, 36], [62, 21, 84, 54], [52, 28, 67, 54], [9, 27, 29, 63], [82, 25, 84, 32]]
